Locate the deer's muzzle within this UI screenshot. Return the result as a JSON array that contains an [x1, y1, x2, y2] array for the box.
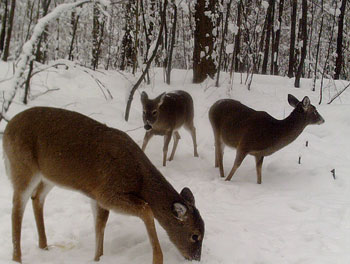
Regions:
[[144, 124, 152, 131]]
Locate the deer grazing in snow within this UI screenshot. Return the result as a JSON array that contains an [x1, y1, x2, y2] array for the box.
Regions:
[[3, 107, 204, 264], [209, 94, 325, 184], [141, 90, 199, 166]]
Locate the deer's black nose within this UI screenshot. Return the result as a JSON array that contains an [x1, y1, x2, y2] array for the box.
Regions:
[[144, 124, 152, 131]]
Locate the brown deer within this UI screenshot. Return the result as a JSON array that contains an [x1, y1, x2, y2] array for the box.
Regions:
[[209, 94, 325, 184], [3, 107, 204, 264], [140, 90, 199, 166]]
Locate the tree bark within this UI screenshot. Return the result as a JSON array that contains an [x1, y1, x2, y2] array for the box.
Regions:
[[294, 0, 307, 88], [287, 0, 297, 78], [334, 0, 347, 79], [166, 1, 177, 85], [120, 1, 135, 71], [2, 0, 15, 61], [273, 0, 284, 75], [216, 0, 233, 87], [312, 0, 324, 91], [193, 0, 217, 83], [0, 0, 8, 54], [35, 0, 52, 63], [233, 0, 243, 73], [262, 0, 274, 75]]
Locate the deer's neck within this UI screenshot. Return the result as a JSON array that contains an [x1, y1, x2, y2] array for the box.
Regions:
[[140, 168, 183, 224], [275, 109, 307, 148]]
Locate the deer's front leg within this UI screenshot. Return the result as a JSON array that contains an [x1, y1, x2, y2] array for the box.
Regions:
[[162, 131, 172, 166], [98, 194, 163, 264], [142, 131, 154, 151]]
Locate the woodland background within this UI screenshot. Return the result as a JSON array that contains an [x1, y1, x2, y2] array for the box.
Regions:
[[0, 0, 349, 93]]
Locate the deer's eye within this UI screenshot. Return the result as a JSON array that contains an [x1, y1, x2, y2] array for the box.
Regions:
[[152, 110, 158, 116], [191, 234, 199, 242], [143, 110, 146, 115]]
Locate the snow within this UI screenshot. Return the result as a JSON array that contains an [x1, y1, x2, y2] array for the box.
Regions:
[[225, 44, 234, 54], [261, 1, 269, 10], [0, 61, 350, 264]]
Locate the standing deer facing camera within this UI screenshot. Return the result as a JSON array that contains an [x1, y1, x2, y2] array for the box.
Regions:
[[141, 90, 199, 166], [209, 94, 325, 184], [3, 107, 204, 264]]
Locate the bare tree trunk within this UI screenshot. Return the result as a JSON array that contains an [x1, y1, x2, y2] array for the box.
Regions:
[[181, 9, 188, 70], [120, 1, 135, 71], [273, 0, 284, 75], [233, 0, 242, 73], [91, 3, 100, 70], [294, 0, 307, 88], [140, 0, 151, 83], [287, 0, 297, 78], [166, 1, 177, 85], [216, 0, 233, 87], [193, 0, 217, 83], [132, 0, 139, 75], [35, 0, 51, 64], [2, 0, 15, 61], [334, 0, 347, 79], [261, 0, 274, 75], [307, 0, 314, 78], [24, 0, 36, 42], [270, 0, 276, 74], [68, 11, 80, 61], [312, 0, 324, 92], [0, 0, 8, 54], [319, 2, 337, 104]]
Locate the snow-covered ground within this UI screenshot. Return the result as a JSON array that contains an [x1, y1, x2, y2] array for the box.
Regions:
[[0, 61, 349, 264]]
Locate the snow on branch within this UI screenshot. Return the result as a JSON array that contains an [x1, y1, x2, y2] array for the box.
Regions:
[[0, 0, 110, 123]]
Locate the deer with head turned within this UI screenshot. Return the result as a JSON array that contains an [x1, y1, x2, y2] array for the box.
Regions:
[[209, 94, 325, 184], [3, 107, 204, 264], [141, 90, 199, 166]]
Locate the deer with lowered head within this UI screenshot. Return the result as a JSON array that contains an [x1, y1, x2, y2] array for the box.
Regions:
[[141, 90, 199, 166], [3, 107, 204, 264], [209, 94, 325, 184]]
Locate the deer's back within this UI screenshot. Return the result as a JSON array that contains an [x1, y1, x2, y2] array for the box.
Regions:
[[209, 99, 280, 152], [157, 90, 194, 131], [3, 107, 161, 199]]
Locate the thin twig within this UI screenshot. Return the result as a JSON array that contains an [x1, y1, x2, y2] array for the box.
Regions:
[[124, 125, 144, 133], [328, 82, 350, 104], [30, 88, 60, 100]]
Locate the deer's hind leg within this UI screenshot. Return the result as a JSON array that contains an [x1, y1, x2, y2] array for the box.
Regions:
[[184, 122, 198, 158], [225, 149, 247, 181], [169, 131, 181, 162], [212, 129, 225, 177], [91, 200, 110, 261], [8, 165, 41, 263], [31, 181, 54, 250], [162, 131, 172, 166], [255, 155, 264, 184]]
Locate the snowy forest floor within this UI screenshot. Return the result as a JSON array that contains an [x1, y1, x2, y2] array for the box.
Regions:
[[0, 61, 350, 264]]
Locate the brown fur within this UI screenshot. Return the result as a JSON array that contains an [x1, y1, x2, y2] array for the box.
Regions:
[[3, 107, 204, 263], [141, 90, 199, 166], [209, 94, 325, 184]]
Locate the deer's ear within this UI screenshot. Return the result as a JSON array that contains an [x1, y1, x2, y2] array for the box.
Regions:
[[301, 96, 310, 110], [288, 94, 299, 108], [180, 187, 195, 206], [172, 202, 188, 221], [141, 91, 148, 104], [157, 92, 166, 107]]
